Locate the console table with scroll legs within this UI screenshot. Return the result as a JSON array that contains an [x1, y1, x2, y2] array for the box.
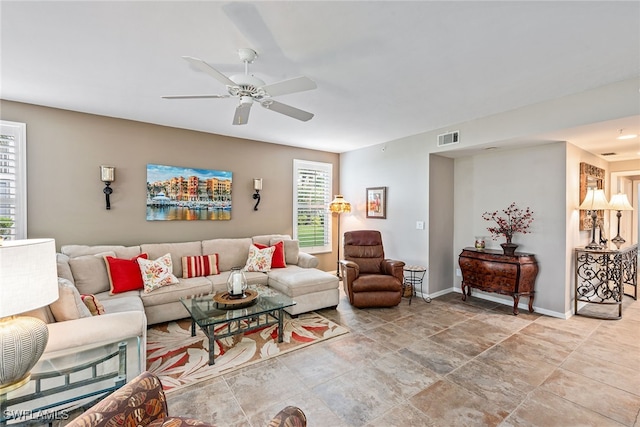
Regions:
[[574, 244, 638, 319]]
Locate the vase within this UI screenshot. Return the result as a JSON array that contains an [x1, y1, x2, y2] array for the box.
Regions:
[[500, 242, 518, 256]]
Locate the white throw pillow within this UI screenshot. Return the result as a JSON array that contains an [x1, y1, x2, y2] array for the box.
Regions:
[[137, 253, 179, 293], [244, 244, 275, 272], [50, 278, 92, 321]]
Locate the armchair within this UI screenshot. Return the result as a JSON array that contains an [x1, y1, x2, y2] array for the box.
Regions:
[[66, 371, 306, 427], [340, 230, 405, 308]]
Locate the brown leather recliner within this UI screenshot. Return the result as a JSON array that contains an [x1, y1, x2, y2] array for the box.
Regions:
[[340, 230, 405, 308]]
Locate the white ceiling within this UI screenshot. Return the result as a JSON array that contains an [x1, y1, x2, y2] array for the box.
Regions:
[[1, 1, 639, 158]]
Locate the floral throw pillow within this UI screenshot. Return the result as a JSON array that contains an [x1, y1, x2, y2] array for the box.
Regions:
[[137, 253, 179, 293], [244, 244, 275, 272]]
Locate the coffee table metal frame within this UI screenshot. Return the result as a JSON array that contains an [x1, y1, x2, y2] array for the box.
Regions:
[[0, 340, 128, 426], [180, 290, 296, 365]]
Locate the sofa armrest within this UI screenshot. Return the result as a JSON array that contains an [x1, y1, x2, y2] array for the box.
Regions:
[[381, 259, 405, 282], [340, 260, 360, 285], [296, 252, 319, 268], [44, 310, 147, 361]]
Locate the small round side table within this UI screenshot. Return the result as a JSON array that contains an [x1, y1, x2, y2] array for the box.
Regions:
[[403, 265, 430, 304]]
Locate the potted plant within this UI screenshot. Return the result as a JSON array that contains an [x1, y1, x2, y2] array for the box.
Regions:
[[482, 202, 534, 255]]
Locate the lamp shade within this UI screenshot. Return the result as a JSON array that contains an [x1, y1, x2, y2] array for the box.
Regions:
[[0, 238, 58, 393], [578, 188, 611, 211], [0, 238, 59, 317], [609, 193, 634, 211], [329, 195, 351, 214]]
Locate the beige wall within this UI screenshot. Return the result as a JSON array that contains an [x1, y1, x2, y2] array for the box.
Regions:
[[0, 100, 340, 271]]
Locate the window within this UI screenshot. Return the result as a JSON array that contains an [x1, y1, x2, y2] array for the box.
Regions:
[[0, 121, 27, 240], [293, 159, 332, 253]]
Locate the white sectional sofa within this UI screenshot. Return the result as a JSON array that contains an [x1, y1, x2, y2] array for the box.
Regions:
[[29, 234, 339, 379]]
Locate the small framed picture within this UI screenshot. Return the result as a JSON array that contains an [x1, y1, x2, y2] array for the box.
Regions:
[[366, 187, 387, 219]]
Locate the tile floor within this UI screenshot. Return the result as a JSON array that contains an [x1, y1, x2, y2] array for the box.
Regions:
[[166, 289, 640, 427]]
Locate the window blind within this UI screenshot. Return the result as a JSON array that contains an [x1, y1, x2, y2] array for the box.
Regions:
[[0, 121, 27, 240], [293, 159, 332, 253]]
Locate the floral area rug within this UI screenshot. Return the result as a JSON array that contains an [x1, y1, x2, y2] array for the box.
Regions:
[[146, 311, 349, 392]]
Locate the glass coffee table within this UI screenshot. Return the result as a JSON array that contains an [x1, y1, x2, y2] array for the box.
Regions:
[[180, 286, 296, 365]]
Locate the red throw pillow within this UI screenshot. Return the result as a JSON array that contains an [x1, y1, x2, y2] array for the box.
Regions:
[[104, 253, 148, 294], [254, 241, 286, 268], [182, 254, 220, 278]]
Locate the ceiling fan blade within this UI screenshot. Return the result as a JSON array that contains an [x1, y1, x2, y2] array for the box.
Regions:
[[261, 76, 317, 97], [261, 100, 314, 122], [233, 103, 252, 125], [162, 94, 230, 99], [182, 56, 236, 87]]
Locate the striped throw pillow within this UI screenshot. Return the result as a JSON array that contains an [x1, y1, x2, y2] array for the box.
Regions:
[[182, 254, 219, 278]]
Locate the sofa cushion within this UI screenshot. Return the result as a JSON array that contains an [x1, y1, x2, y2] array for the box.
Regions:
[[21, 306, 56, 324], [255, 241, 286, 268], [267, 265, 339, 298], [105, 254, 148, 294], [69, 251, 115, 295], [252, 234, 292, 246], [139, 277, 212, 307], [182, 254, 219, 278], [97, 292, 145, 313], [201, 238, 251, 272], [244, 244, 275, 272], [56, 253, 75, 284], [81, 294, 106, 315], [61, 245, 141, 259], [138, 253, 180, 293], [140, 241, 202, 279], [273, 239, 300, 265], [50, 278, 92, 321]]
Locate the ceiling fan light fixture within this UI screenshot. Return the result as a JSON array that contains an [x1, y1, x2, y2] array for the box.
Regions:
[[167, 48, 315, 125]]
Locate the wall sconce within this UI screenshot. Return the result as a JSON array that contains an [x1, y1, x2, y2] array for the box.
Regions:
[[100, 165, 115, 210], [253, 178, 262, 211]]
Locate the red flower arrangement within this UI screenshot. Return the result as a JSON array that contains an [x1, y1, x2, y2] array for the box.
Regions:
[[482, 202, 534, 243]]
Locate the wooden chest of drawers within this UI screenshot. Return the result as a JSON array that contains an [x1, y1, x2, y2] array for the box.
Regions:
[[458, 247, 538, 315]]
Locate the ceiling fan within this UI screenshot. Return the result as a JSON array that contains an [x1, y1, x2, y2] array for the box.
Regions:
[[163, 48, 317, 125]]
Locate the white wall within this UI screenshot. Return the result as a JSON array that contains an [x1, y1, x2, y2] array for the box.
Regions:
[[453, 143, 567, 316], [340, 77, 639, 317]]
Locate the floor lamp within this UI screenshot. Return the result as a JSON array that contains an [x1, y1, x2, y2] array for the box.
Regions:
[[578, 188, 611, 250], [609, 192, 634, 249], [329, 195, 351, 278]]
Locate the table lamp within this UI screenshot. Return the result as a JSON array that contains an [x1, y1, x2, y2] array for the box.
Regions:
[[609, 193, 634, 249], [329, 195, 351, 278], [0, 238, 59, 393], [578, 188, 611, 250]]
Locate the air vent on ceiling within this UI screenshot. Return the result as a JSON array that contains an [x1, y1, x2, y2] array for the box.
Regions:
[[601, 152, 617, 156], [437, 131, 460, 147]]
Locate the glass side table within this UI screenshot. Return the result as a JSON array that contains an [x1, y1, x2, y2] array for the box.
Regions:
[[0, 340, 129, 426], [403, 265, 430, 304]]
